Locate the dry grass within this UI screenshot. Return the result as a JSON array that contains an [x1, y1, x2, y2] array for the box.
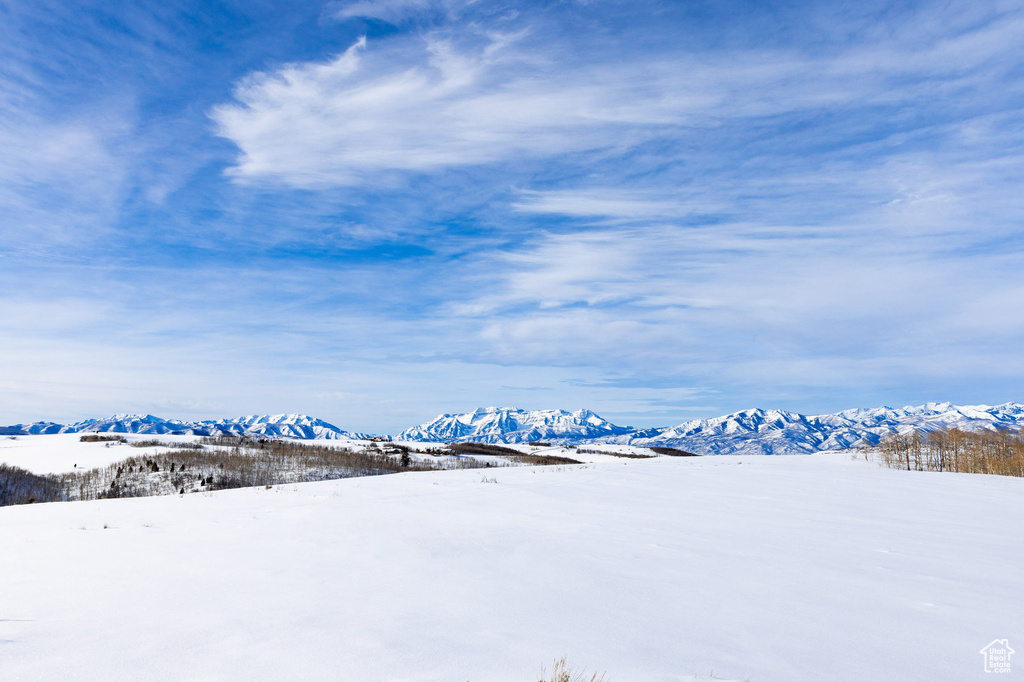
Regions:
[[537, 657, 606, 682]]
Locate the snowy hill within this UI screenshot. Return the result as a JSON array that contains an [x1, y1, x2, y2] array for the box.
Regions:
[[2, 454, 1022, 681], [4, 413, 362, 441], [396, 407, 634, 444], [607, 402, 1024, 455]]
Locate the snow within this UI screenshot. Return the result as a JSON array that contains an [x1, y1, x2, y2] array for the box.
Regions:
[[395, 402, 1024, 454], [10, 401, 1024, 456], [4, 413, 363, 440], [397, 406, 635, 443], [2, 452, 1021, 681], [0, 434, 211, 475], [610, 401, 1024, 455]]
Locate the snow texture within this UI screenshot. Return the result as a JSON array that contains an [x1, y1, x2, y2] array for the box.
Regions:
[[0, 454, 1020, 681]]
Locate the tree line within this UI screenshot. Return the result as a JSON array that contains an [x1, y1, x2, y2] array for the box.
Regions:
[[878, 427, 1024, 477]]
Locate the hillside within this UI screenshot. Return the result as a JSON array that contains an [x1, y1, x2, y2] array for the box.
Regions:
[[1, 454, 1020, 680]]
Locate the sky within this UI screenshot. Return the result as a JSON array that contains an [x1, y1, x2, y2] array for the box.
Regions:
[[2, 0, 1023, 433]]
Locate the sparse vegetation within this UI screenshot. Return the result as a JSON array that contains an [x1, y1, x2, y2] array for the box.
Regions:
[[61, 438, 479, 502], [0, 436, 590, 507], [536, 657, 606, 682], [878, 428, 1024, 477]]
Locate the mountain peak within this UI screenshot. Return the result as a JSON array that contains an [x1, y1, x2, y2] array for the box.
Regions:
[[7, 414, 361, 440], [396, 407, 632, 444]]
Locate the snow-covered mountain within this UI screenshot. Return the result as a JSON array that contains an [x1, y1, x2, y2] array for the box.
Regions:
[[4, 414, 363, 441], [7, 402, 1024, 454], [605, 402, 1024, 455], [396, 402, 1024, 455], [396, 407, 635, 444]]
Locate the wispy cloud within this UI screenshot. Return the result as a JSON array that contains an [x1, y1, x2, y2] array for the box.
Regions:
[[3, 0, 1024, 430], [211, 33, 714, 186], [330, 0, 475, 23], [512, 190, 704, 220], [214, 3, 1024, 191]]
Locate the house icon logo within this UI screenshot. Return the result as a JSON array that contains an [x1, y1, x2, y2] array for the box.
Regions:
[[980, 639, 1014, 673]]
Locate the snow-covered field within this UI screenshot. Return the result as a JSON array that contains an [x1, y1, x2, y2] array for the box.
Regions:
[[2, 450, 1021, 681], [0, 434, 215, 474]]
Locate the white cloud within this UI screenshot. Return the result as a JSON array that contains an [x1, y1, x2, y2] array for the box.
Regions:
[[512, 190, 708, 220], [211, 33, 718, 187], [211, 5, 1024, 188], [0, 116, 129, 249], [331, 0, 474, 23], [447, 206, 1024, 389]]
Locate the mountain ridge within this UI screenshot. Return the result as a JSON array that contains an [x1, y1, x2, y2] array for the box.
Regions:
[[3, 413, 364, 441], [396, 402, 1024, 455], [395, 406, 635, 444], [6, 402, 1024, 455]]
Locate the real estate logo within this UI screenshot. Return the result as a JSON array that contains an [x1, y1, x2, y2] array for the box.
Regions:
[[980, 639, 1014, 674]]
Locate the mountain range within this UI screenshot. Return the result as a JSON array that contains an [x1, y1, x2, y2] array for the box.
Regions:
[[1, 414, 362, 441], [4, 402, 1024, 455], [395, 407, 634, 444], [397, 402, 1024, 454], [608, 402, 1024, 455]]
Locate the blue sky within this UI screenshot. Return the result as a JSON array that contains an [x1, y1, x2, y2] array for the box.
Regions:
[[2, 0, 1023, 432]]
